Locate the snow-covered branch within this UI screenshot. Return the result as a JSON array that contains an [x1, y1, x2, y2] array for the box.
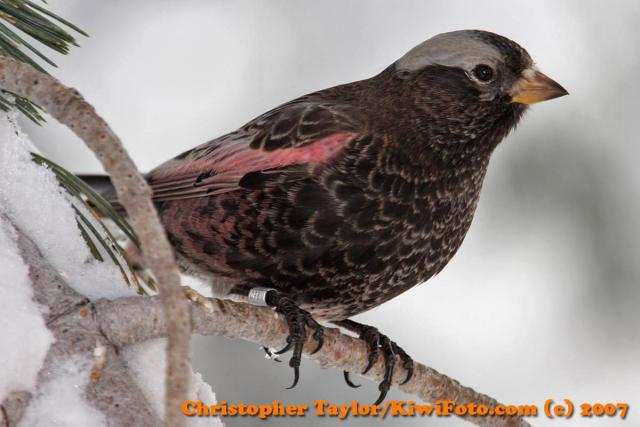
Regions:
[[0, 216, 158, 427], [0, 55, 191, 427]]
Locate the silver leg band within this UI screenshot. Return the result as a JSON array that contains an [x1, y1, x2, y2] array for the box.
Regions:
[[247, 287, 276, 307]]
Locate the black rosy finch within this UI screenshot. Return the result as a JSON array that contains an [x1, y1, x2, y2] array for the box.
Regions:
[[86, 29, 567, 404]]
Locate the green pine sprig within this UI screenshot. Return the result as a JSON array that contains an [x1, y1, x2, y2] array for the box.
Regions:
[[0, 2, 150, 293], [31, 153, 151, 295], [0, 0, 88, 124]]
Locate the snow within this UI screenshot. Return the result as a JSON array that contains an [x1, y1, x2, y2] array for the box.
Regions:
[[0, 218, 54, 403], [0, 110, 221, 426], [0, 111, 137, 300], [17, 356, 108, 427], [123, 339, 223, 427]]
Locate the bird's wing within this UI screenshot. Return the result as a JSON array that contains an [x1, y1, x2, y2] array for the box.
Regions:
[[148, 101, 364, 202]]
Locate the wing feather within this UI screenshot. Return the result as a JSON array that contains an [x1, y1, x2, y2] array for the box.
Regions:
[[148, 102, 364, 202]]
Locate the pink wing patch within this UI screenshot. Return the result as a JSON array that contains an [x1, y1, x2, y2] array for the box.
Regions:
[[150, 131, 357, 201]]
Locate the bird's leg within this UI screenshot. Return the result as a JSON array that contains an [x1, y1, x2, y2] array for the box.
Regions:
[[332, 319, 414, 405], [242, 287, 324, 389]]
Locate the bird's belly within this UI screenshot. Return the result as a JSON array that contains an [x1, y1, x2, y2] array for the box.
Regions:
[[287, 196, 477, 320], [299, 217, 474, 319], [158, 169, 480, 320]]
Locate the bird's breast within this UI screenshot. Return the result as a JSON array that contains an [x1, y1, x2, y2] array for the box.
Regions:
[[299, 138, 489, 312]]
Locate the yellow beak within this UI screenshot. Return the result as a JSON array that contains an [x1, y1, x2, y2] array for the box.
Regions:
[[509, 69, 568, 105]]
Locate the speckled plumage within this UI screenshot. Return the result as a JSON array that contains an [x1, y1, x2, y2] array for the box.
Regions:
[[146, 30, 565, 322]]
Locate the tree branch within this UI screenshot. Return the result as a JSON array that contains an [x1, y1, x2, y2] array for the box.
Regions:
[[96, 296, 532, 427], [0, 56, 190, 427], [0, 217, 157, 427], [1, 391, 31, 427]]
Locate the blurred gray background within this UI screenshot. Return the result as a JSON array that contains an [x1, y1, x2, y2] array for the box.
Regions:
[[27, 1, 639, 426]]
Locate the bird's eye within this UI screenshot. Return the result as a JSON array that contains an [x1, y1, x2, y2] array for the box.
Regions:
[[472, 64, 494, 82]]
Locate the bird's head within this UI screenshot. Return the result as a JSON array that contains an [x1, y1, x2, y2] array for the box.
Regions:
[[393, 30, 567, 146], [396, 29, 567, 105]]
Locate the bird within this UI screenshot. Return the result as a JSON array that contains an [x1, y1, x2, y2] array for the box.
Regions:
[[87, 29, 567, 404]]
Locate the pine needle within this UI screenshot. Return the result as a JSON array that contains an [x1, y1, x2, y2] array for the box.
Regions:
[[3, 2, 148, 294], [0, 0, 87, 124], [32, 153, 147, 295]]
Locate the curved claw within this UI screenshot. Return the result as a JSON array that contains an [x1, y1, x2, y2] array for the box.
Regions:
[[359, 327, 381, 374], [310, 338, 323, 355], [399, 359, 414, 385], [286, 366, 300, 389], [310, 328, 324, 354], [343, 371, 361, 388], [372, 337, 396, 405], [305, 316, 324, 354], [394, 346, 414, 385], [361, 358, 375, 374], [361, 344, 379, 374], [399, 369, 413, 385], [373, 385, 390, 406], [275, 337, 293, 355]]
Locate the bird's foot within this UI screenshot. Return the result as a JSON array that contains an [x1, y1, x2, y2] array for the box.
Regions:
[[251, 288, 324, 389], [334, 320, 414, 405]]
